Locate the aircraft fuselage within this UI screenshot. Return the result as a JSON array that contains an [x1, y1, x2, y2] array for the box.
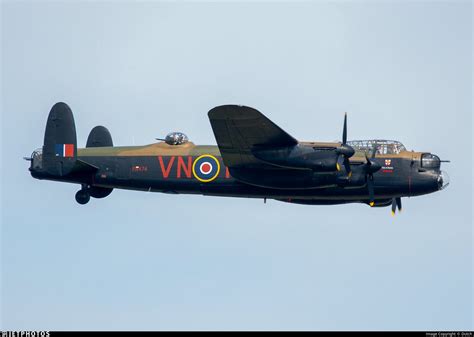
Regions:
[[30, 142, 445, 206]]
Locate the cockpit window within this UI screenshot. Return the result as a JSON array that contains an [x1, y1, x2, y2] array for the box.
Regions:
[[347, 140, 406, 155]]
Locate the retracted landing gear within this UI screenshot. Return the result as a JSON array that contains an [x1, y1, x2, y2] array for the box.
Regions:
[[75, 186, 91, 205]]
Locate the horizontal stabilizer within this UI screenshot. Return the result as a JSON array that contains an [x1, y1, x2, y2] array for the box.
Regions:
[[70, 159, 99, 174]]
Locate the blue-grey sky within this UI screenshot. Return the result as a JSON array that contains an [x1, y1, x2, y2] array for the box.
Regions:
[[1, 1, 472, 331]]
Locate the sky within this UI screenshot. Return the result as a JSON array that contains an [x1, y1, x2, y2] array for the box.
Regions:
[[1, 0, 472, 331]]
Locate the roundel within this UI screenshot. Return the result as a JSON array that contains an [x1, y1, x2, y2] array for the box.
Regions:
[[192, 154, 220, 183]]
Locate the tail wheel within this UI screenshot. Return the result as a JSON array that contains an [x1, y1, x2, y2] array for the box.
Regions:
[[75, 189, 90, 205]]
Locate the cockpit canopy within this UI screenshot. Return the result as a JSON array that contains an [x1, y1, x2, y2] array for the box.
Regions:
[[163, 132, 189, 145], [347, 140, 407, 155]]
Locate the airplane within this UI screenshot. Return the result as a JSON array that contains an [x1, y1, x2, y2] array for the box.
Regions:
[[26, 102, 450, 215]]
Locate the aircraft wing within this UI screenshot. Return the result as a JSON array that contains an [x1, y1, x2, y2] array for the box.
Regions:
[[208, 105, 298, 168]]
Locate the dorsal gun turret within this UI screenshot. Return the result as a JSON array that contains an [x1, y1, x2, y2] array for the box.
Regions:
[[157, 132, 189, 145]]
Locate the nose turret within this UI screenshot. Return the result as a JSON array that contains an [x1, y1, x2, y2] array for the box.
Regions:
[[421, 153, 441, 169], [410, 152, 449, 196], [437, 170, 450, 190], [421, 153, 449, 191]]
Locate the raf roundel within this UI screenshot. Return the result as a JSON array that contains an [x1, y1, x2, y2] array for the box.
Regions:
[[192, 154, 220, 183]]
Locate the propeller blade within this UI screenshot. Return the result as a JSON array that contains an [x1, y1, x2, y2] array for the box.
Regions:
[[342, 112, 347, 144], [391, 198, 397, 216], [364, 153, 381, 208], [365, 153, 371, 166], [390, 197, 402, 216], [335, 113, 354, 179], [368, 175, 375, 206], [343, 157, 352, 177], [396, 197, 402, 212]]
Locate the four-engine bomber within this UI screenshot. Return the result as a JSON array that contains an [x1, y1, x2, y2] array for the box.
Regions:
[[27, 102, 449, 214]]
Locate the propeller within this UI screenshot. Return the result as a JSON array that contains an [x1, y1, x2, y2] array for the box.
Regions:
[[391, 197, 402, 216], [336, 113, 355, 177], [364, 148, 381, 206]]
